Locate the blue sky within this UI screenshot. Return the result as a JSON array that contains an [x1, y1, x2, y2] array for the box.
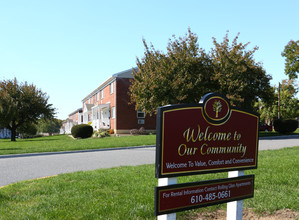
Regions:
[[0, 0, 298, 119]]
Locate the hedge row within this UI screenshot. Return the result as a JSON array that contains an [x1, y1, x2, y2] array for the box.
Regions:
[[71, 124, 93, 138], [274, 119, 298, 134]]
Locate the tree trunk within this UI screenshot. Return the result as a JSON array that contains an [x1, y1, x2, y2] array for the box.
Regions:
[[11, 121, 17, 142]]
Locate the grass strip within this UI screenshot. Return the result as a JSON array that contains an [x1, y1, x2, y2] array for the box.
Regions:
[[0, 135, 156, 155], [0, 147, 298, 219]]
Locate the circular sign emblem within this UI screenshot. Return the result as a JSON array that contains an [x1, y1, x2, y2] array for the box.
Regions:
[[200, 93, 231, 125]]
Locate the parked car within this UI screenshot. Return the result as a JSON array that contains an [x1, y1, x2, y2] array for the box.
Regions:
[[259, 123, 273, 132]]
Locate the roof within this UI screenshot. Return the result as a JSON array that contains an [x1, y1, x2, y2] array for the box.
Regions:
[[91, 103, 110, 110], [68, 108, 83, 116], [112, 68, 137, 78], [84, 104, 94, 111], [81, 67, 137, 102]]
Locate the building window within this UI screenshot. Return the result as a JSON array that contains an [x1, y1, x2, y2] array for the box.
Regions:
[[97, 92, 100, 101], [111, 107, 115, 119], [138, 119, 145, 124], [137, 110, 145, 118], [110, 82, 114, 94], [101, 90, 103, 99]]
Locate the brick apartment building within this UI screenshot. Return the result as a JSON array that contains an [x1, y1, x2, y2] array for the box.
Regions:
[[62, 68, 156, 134]]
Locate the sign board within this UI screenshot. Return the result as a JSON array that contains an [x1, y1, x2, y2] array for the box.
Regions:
[[155, 93, 259, 178], [155, 175, 254, 216]]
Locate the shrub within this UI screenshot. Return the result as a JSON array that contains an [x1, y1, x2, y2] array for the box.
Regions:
[[71, 124, 93, 139], [99, 131, 110, 137], [139, 127, 145, 135], [92, 132, 99, 138], [274, 119, 298, 134], [130, 127, 146, 135], [92, 129, 110, 138], [130, 129, 139, 135]]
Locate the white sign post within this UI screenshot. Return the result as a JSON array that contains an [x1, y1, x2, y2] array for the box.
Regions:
[[157, 177, 177, 220], [227, 170, 245, 220]]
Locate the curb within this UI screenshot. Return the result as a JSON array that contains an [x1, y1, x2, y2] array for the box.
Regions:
[[259, 134, 299, 140]]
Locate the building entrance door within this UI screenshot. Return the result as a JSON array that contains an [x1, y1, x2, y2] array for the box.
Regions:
[[101, 108, 110, 129]]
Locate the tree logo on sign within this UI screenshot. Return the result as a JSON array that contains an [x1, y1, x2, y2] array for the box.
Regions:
[[200, 93, 231, 125], [213, 100, 222, 118]]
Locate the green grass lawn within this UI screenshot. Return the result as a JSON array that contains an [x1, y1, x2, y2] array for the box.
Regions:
[[0, 134, 156, 155], [0, 147, 298, 219]]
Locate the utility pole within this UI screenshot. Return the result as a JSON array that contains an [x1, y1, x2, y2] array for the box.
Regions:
[[278, 82, 281, 119]]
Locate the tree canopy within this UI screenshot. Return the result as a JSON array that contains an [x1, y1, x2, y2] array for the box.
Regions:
[[17, 122, 38, 138], [130, 29, 216, 115], [130, 30, 273, 114], [0, 78, 55, 141], [257, 79, 298, 123], [281, 40, 299, 79], [36, 118, 62, 135], [278, 79, 299, 119], [211, 33, 274, 110]]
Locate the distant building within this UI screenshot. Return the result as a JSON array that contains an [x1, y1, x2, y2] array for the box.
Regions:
[[0, 127, 11, 139], [69, 108, 83, 125], [60, 108, 83, 134]]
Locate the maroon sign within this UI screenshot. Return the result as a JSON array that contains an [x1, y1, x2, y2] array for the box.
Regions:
[[155, 93, 259, 178], [155, 175, 254, 216]]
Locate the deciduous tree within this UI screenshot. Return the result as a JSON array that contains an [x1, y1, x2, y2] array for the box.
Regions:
[[257, 79, 299, 123], [0, 78, 55, 141], [281, 40, 299, 79], [211, 33, 274, 111], [278, 79, 298, 118], [17, 122, 38, 138], [37, 118, 61, 135], [130, 30, 274, 114], [130, 29, 215, 114]]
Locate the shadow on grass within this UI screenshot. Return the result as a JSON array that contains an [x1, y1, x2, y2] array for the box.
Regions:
[[14, 139, 61, 142], [0, 148, 22, 151], [0, 193, 9, 200]]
